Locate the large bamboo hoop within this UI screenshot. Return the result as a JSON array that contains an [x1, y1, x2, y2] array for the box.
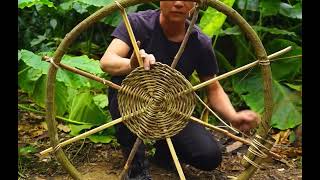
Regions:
[[45, 0, 273, 179]]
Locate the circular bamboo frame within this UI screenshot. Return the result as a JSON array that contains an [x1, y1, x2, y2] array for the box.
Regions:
[[45, 0, 273, 179]]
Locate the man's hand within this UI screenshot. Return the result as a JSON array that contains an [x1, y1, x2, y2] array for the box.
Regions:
[[130, 41, 156, 70], [229, 110, 261, 132]]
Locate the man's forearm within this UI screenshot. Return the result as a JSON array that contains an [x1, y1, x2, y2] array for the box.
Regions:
[[207, 82, 237, 123], [100, 52, 132, 76]]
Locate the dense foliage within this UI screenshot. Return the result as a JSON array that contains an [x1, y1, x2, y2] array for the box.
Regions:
[[18, 0, 302, 144]]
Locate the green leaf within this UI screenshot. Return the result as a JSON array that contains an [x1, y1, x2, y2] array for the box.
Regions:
[[50, 19, 57, 29], [61, 55, 104, 75], [233, 74, 302, 130], [69, 91, 109, 125], [252, 26, 297, 36], [69, 124, 94, 136], [101, 5, 139, 27], [93, 94, 108, 109], [30, 35, 47, 47], [266, 39, 302, 81], [18, 0, 55, 9], [259, 0, 280, 16], [199, 0, 236, 37], [76, 0, 113, 7], [236, 0, 259, 11], [279, 3, 302, 19], [18, 50, 22, 62], [18, 146, 37, 156], [88, 134, 114, 143], [18, 67, 42, 94], [284, 83, 301, 92], [18, 50, 49, 74]]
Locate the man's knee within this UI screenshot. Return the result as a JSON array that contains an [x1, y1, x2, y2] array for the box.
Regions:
[[192, 145, 222, 171]]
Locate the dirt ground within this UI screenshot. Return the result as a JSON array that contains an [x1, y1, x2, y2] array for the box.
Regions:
[[18, 110, 302, 180]]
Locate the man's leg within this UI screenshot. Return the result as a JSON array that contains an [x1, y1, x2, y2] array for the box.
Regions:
[[153, 121, 223, 171]]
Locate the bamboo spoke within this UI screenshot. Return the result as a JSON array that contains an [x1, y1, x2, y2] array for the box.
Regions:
[[188, 116, 282, 160], [115, 1, 143, 67], [42, 56, 121, 90], [191, 46, 292, 92], [40, 117, 124, 156], [166, 137, 186, 180], [119, 138, 143, 180], [171, 4, 199, 69]]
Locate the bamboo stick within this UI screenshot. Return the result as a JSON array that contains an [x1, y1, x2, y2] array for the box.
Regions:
[[192, 46, 292, 91], [42, 56, 121, 90], [40, 117, 123, 156], [119, 138, 143, 180], [189, 116, 282, 160], [166, 138, 186, 180], [115, 1, 143, 67]]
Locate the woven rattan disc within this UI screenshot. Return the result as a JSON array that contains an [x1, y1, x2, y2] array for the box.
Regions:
[[118, 62, 196, 140]]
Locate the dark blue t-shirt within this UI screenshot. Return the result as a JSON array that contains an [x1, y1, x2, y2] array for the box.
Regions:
[[108, 9, 218, 100]]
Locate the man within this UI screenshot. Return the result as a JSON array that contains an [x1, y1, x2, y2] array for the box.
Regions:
[[100, 1, 260, 179]]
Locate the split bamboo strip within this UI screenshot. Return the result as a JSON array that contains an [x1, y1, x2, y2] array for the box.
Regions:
[[40, 117, 123, 156], [166, 138, 186, 180]]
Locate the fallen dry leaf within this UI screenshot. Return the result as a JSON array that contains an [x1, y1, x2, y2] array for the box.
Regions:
[[57, 124, 70, 133], [226, 141, 243, 153]]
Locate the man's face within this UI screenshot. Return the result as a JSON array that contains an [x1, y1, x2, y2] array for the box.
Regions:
[[160, 1, 194, 22]]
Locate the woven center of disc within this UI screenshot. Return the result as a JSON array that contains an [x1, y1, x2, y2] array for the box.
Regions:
[[118, 62, 196, 140]]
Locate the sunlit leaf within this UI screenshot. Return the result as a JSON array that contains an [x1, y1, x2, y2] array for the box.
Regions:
[[69, 124, 94, 136], [93, 94, 108, 109], [88, 134, 114, 143], [199, 0, 236, 37], [279, 3, 302, 19], [69, 91, 109, 125], [18, 0, 55, 9]]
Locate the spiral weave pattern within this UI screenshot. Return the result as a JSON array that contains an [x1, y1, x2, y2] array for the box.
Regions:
[[118, 62, 196, 140]]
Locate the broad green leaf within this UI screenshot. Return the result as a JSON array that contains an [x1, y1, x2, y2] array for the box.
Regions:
[[18, 0, 55, 9], [69, 124, 94, 136], [233, 74, 301, 130], [88, 134, 114, 143], [61, 55, 104, 75], [199, 0, 236, 37], [72, 2, 90, 14], [18, 67, 42, 94], [259, 0, 280, 16], [266, 39, 302, 81], [279, 3, 302, 19], [69, 91, 108, 125], [236, 0, 259, 11], [18, 50, 49, 74], [30, 75, 69, 116], [93, 94, 108, 109]]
